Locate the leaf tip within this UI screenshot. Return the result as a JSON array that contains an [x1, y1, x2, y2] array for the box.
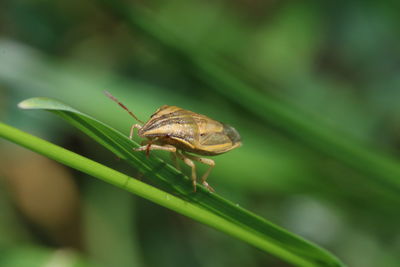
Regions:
[[17, 99, 32, 109]]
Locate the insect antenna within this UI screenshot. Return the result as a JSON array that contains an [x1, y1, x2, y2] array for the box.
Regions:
[[104, 91, 144, 124]]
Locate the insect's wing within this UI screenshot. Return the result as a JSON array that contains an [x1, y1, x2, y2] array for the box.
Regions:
[[195, 115, 242, 154], [199, 133, 239, 154]]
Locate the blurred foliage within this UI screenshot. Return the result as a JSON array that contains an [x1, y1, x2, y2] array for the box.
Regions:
[[0, 0, 400, 267]]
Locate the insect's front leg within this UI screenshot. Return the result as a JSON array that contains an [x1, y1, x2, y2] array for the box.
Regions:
[[134, 144, 177, 153], [129, 124, 142, 139], [183, 152, 215, 192]]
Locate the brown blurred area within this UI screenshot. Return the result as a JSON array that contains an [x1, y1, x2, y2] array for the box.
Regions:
[[0, 146, 82, 249]]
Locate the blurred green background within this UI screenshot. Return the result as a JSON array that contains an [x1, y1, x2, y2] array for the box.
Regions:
[[1, 0, 400, 266]]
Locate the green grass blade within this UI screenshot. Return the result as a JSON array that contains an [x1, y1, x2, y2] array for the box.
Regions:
[[0, 121, 309, 265], [12, 97, 345, 267]]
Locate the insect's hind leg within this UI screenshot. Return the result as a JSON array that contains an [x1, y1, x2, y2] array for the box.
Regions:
[[183, 152, 215, 192], [176, 151, 197, 192]]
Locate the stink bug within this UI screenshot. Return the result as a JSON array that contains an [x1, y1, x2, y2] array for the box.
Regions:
[[105, 91, 241, 192]]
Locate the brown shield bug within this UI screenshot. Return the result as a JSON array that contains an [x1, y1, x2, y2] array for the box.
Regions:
[[105, 91, 241, 192]]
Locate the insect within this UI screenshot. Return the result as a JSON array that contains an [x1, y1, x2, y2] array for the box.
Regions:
[[105, 91, 241, 192]]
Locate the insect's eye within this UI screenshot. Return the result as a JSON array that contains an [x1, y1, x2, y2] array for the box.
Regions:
[[200, 133, 205, 136]]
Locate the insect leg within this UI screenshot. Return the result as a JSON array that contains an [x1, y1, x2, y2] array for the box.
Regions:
[[170, 152, 180, 170], [129, 124, 142, 139], [134, 144, 177, 152], [176, 151, 197, 192], [183, 153, 215, 192]]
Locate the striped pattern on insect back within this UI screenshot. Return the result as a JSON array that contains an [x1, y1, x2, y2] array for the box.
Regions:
[[139, 107, 199, 145], [142, 116, 196, 133]]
